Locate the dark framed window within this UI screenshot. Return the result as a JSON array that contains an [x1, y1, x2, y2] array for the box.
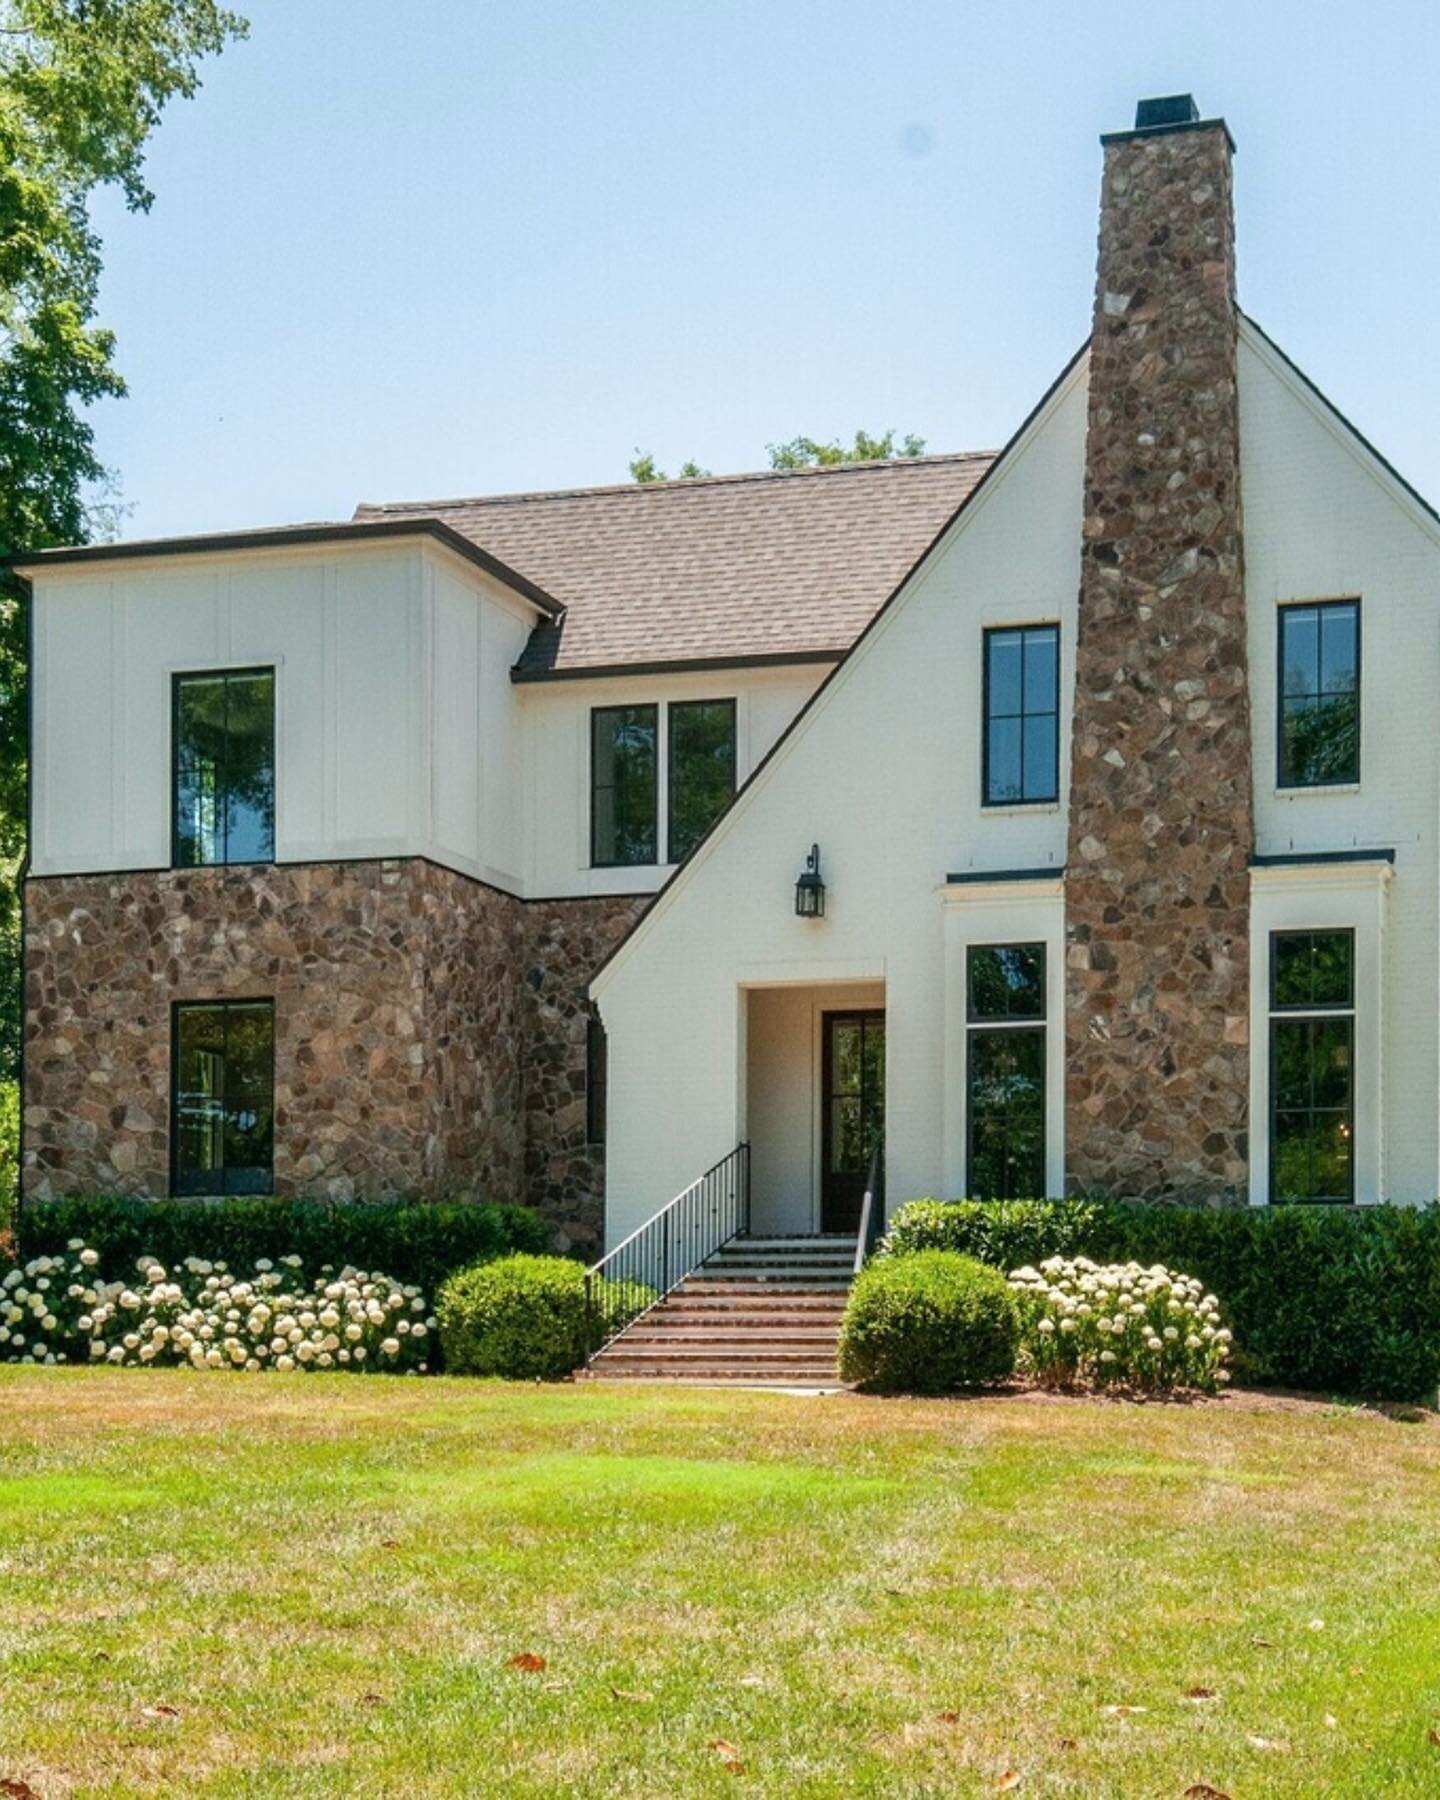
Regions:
[[983, 624, 1059, 806], [173, 668, 275, 867], [1269, 929, 1354, 1204], [171, 1000, 275, 1196], [591, 705, 658, 867], [586, 1010, 607, 1148], [1278, 600, 1360, 788], [966, 943, 1047, 1199], [667, 699, 736, 863]]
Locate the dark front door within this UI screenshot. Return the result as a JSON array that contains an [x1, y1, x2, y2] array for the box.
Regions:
[[821, 1010, 885, 1233]]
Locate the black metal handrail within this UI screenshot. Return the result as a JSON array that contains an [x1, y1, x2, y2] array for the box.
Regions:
[[853, 1143, 885, 1277], [584, 1143, 750, 1359]]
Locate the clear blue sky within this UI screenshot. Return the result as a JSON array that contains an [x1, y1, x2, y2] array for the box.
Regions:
[[88, 0, 1440, 539]]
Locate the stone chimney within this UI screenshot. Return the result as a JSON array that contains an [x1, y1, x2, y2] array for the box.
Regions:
[[1064, 96, 1253, 1203]]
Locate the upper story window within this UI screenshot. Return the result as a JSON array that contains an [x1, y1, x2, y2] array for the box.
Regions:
[[172, 999, 275, 1196], [983, 624, 1059, 806], [591, 699, 737, 868], [667, 699, 736, 863], [1269, 928, 1354, 1204], [1278, 600, 1359, 788], [591, 704, 659, 867], [173, 669, 275, 867], [966, 942, 1047, 1199]]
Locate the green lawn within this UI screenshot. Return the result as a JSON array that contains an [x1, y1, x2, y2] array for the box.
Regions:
[[2, 1373, 1440, 1796]]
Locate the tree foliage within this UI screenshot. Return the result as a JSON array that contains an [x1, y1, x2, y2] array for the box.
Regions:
[[0, 0, 246, 1076], [630, 429, 925, 483]]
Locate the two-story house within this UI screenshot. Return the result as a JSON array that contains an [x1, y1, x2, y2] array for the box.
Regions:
[[17, 96, 1440, 1265]]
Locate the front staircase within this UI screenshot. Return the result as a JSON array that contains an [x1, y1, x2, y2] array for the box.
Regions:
[[579, 1234, 856, 1386]]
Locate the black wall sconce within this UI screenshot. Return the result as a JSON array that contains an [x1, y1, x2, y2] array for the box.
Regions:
[[795, 843, 825, 918]]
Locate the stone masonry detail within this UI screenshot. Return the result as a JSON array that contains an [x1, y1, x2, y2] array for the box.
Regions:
[[1064, 118, 1253, 1202]]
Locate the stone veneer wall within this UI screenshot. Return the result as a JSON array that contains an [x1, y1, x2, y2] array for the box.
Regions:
[[23, 860, 527, 1205], [520, 895, 650, 1255], [1064, 116, 1254, 1203], [23, 859, 647, 1246]]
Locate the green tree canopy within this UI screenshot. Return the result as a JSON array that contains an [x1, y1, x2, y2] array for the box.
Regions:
[[630, 429, 926, 483], [0, 0, 247, 1075]]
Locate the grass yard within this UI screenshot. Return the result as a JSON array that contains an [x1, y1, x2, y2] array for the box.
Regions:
[[2, 1374, 1440, 1797]]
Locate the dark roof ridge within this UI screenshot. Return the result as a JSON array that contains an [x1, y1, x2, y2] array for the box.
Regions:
[[353, 449, 998, 517]]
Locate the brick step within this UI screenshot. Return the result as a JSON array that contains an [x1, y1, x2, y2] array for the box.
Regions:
[[703, 1260, 855, 1275], [682, 1275, 853, 1291], [619, 1326, 841, 1347], [670, 1285, 849, 1304], [594, 1342, 838, 1365], [584, 1360, 843, 1383]]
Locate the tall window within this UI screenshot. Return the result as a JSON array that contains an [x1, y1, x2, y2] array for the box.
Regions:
[[172, 1000, 275, 1196], [591, 705, 658, 867], [173, 669, 275, 867], [966, 943, 1047, 1198], [1270, 929, 1354, 1204], [667, 699, 736, 862], [983, 624, 1059, 806], [1278, 600, 1360, 787], [586, 1010, 607, 1147]]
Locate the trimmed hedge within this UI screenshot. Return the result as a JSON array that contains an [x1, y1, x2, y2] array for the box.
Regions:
[[839, 1251, 1019, 1394], [882, 1198, 1440, 1402], [16, 1196, 549, 1297], [437, 1254, 589, 1380]]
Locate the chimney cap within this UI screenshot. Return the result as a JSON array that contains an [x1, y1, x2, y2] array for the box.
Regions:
[[1134, 94, 1200, 131]]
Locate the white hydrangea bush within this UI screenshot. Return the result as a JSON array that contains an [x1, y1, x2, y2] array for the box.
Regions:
[[1, 1240, 437, 1373], [1008, 1256, 1232, 1393]]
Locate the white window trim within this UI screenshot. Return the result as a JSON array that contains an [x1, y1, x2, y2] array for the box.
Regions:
[[940, 877, 1065, 1198], [1248, 860, 1391, 1207]]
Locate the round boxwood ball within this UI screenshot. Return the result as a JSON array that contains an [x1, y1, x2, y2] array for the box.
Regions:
[[838, 1250, 1019, 1394]]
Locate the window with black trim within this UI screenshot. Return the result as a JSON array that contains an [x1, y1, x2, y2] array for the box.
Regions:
[[667, 699, 736, 863], [591, 705, 658, 867], [983, 624, 1059, 806], [172, 1000, 275, 1196], [1278, 600, 1359, 788], [173, 668, 275, 867], [1269, 929, 1354, 1204], [966, 942, 1047, 1198], [586, 1010, 608, 1147]]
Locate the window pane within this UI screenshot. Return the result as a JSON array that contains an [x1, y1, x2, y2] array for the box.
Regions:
[[831, 1020, 862, 1095], [174, 1002, 274, 1197], [1311, 693, 1359, 784], [968, 944, 1046, 1021], [1320, 604, 1358, 695], [1271, 1019, 1312, 1111], [1280, 608, 1319, 698], [591, 707, 657, 866], [968, 1027, 1046, 1199], [174, 670, 275, 866], [1272, 931, 1352, 1010], [668, 700, 735, 863], [1022, 712, 1058, 801], [1022, 627, 1057, 713], [986, 718, 1022, 805], [830, 1097, 863, 1173], [1310, 1017, 1353, 1109], [1274, 1110, 1351, 1203], [986, 632, 1023, 718], [223, 674, 275, 862]]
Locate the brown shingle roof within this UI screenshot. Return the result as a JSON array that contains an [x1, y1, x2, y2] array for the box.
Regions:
[[354, 453, 995, 678]]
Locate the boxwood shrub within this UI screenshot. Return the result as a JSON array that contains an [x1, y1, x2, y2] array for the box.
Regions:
[[838, 1250, 1019, 1394], [882, 1198, 1440, 1402], [16, 1195, 548, 1297], [438, 1254, 587, 1380]]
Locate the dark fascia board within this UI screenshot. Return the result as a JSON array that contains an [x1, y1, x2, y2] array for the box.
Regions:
[[1243, 312, 1440, 537], [1251, 849, 1396, 868], [588, 337, 1092, 995], [945, 865, 1067, 885], [7, 517, 566, 621], [511, 648, 846, 685], [1099, 116, 1236, 154]]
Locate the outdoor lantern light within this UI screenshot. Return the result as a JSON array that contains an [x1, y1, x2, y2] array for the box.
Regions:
[[795, 844, 825, 918]]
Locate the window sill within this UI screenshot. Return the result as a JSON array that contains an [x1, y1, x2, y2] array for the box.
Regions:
[[980, 801, 1062, 817], [1272, 784, 1361, 799]]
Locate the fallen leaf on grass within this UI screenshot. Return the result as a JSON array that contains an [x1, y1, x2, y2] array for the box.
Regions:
[[1100, 1704, 1147, 1717], [1249, 1635, 1275, 1649], [709, 1739, 745, 1775], [1057, 1738, 1079, 1751], [1182, 1786, 1232, 1799], [738, 1674, 765, 1689], [1184, 1688, 1218, 1703], [360, 1693, 385, 1708], [1, 1780, 41, 1800], [610, 1688, 654, 1704], [996, 1772, 1022, 1792], [379, 1538, 400, 1549], [934, 1711, 961, 1724], [1246, 1734, 1290, 1752], [141, 1704, 180, 1720], [506, 1653, 547, 1673], [1428, 1727, 1440, 1747], [1308, 1618, 1325, 1631]]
